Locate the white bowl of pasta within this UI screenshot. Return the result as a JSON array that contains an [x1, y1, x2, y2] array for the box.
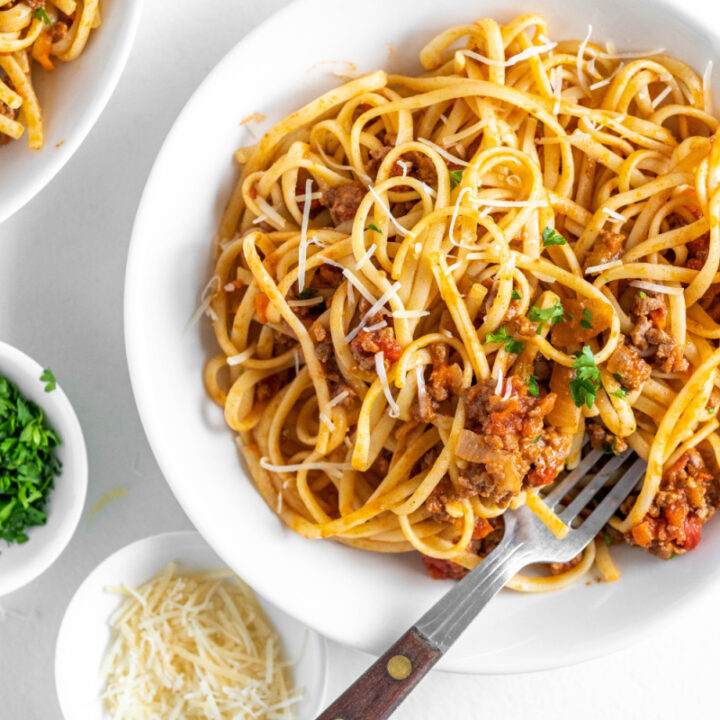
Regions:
[[126, 0, 720, 672], [0, 0, 143, 224]]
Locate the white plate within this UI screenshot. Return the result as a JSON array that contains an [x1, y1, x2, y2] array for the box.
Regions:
[[55, 531, 328, 720], [0, 341, 88, 596], [125, 0, 720, 673], [0, 0, 143, 224]]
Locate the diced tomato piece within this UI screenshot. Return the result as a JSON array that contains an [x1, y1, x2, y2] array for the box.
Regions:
[[471, 517, 493, 541], [421, 556, 468, 580], [682, 515, 702, 550]]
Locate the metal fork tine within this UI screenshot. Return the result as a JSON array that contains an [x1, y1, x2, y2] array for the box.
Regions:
[[558, 450, 631, 523], [574, 457, 646, 541], [543, 448, 603, 507]]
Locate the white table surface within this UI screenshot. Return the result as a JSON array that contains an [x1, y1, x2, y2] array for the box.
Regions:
[[1, 0, 719, 717]]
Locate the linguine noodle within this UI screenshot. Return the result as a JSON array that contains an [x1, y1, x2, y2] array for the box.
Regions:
[[202, 14, 720, 591]]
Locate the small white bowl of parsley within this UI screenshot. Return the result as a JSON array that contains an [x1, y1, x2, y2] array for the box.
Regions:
[[0, 342, 87, 596]]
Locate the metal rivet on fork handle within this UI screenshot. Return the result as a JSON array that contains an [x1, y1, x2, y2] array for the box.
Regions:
[[386, 654, 412, 680]]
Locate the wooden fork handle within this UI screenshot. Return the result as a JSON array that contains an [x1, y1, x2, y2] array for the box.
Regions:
[[315, 626, 441, 720]]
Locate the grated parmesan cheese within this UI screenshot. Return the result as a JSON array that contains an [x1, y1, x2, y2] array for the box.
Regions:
[[461, 42, 557, 69], [297, 179, 313, 292], [354, 243, 377, 270], [392, 309, 430, 319], [345, 281, 401, 342], [651, 85, 672, 109], [324, 258, 378, 306], [576, 24, 593, 94], [367, 185, 411, 237], [416, 365, 428, 408], [186, 275, 221, 330], [418, 137, 469, 167], [375, 352, 400, 418], [328, 390, 350, 408], [100, 564, 303, 720], [226, 347, 255, 366], [602, 207, 628, 222], [629, 280, 683, 296], [704, 60, 713, 113], [584, 260, 622, 275]]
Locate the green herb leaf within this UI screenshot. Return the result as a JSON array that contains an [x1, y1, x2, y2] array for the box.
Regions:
[[542, 226, 567, 247], [366, 223, 382, 234], [602, 438, 620, 455], [613, 372, 622, 383], [639, 291, 646, 299], [580, 308, 593, 330], [0, 376, 61, 545], [40, 369, 56, 393], [670, 553, 676, 559], [569, 346, 601, 409], [603, 530, 612, 547], [530, 435, 542, 444], [526, 375, 539, 397], [34, 8, 51, 24], [485, 326, 525, 355], [709, 406, 717, 414], [449, 169, 464, 189], [611, 387, 627, 399], [297, 288, 318, 300], [529, 300, 565, 332], [511, 288, 522, 301]]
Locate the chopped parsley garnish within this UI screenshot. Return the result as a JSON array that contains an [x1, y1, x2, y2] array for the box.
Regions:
[[709, 407, 717, 414], [529, 299, 565, 333], [34, 8, 51, 24], [542, 226, 567, 247], [580, 308, 593, 330], [603, 530, 612, 547], [526, 375, 540, 397], [603, 438, 620, 455], [485, 326, 525, 354], [297, 288, 318, 300], [639, 291, 646, 299], [511, 288, 522, 301], [40, 369, 56, 393], [613, 372, 622, 383], [569, 345, 601, 409], [0, 376, 61, 545], [530, 435, 542, 444], [611, 387, 627, 399], [670, 553, 676, 559], [449, 169, 464, 189], [366, 223, 382, 234]]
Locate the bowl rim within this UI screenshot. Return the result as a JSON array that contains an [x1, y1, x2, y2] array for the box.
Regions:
[[0, 341, 88, 596], [124, 0, 720, 674], [54, 529, 329, 720], [0, 0, 145, 225]]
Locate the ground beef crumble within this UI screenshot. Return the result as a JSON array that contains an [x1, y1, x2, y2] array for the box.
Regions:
[[625, 449, 720, 559], [436, 376, 571, 509], [587, 421, 628, 455], [349, 325, 402, 371], [606, 341, 651, 391], [320, 182, 365, 223], [627, 290, 688, 373], [583, 229, 625, 271]]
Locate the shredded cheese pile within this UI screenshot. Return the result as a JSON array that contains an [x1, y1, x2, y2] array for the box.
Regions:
[[100, 564, 302, 720]]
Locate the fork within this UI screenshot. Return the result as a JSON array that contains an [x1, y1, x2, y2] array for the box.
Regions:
[[315, 450, 645, 720]]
